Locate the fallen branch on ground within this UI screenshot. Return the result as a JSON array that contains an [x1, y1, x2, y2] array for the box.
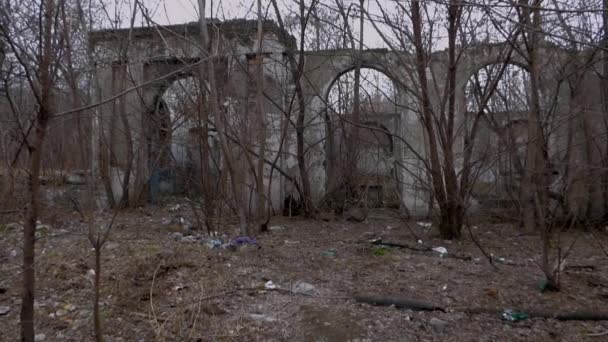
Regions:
[[371, 239, 472, 261], [356, 295, 608, 321], [355, 295, 445, 311]]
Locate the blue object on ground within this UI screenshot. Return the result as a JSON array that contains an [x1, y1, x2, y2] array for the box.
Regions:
[[230, 236, 258, 246]]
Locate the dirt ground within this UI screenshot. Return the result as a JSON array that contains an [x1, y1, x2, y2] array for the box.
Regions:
[[1, 203, 608, 341]]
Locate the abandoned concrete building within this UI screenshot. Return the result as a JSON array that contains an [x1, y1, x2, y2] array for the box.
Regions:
[[88, 19, 607, 219]]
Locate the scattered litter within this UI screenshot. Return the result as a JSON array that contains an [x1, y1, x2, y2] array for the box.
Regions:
[[0, 305, 10, 316], [284, 240, 300, 245], [269, 225, 286, 231], [172, 284, 187, 291], [417, 222, 432, 228], [86, 269, 95, 285], [429, 317, 448, 332], [501, 309, 529, 322], [538, 278, 550, 292], [265, 280, 277, 290], [432, 246, 448, 257], [206, 239, 222, 249], [168, 204, 181, 212], [417, 239, 423, 244], [321, 249, 337, 257], [230, 236, 258, 246]]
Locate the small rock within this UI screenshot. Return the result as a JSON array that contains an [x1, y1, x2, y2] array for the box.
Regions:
[[429, 317, 448, 333], [77, 310, 92, 318], [35, 333, 46, 341], [64, 303, 77, 312], [319, 211, 335, 222], [6, 222, 23, 230], [55, 309, 68, 317], [65, 173, 86, 185], [249, 313, 278, 323], [0, 305, 10, 315], [345, 208, 367, 222], [292, 281, 317, 295], [201, 303, 226, 316], [36, 224, 52, 231], [181, 235, 198, 243], [104, 242, 119, 250], [170, 232, 183, 240]]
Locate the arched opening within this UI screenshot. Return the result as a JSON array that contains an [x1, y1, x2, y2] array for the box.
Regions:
[[148, 75, 220, 200], [324, 67, 399, 208], [465, 63, 531, 209]]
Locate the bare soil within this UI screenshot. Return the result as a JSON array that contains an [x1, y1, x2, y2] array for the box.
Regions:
[[1, 204, 608, 341]]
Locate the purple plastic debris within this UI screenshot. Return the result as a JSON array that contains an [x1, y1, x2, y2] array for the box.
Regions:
[[230, 236, 258, 246]]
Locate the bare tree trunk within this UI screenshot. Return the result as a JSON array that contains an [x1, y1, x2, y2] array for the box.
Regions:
[[196, 82, 214, 232], [21, 1, 54, 340], [255, 0, 268, 232], [197, 0, 249, 235], [270, 0, 316, 217], [93, 246, 103, 342], [602, 0, 608, 218], [345, 0, 364, 191], [118, 68, 133, 208], [410, 0, 452, 238], [440, 0, 465, 239], [520, 0, 557, 289]]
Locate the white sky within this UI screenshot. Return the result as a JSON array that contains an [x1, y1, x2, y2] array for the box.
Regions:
[[102, 0, 400, 49]]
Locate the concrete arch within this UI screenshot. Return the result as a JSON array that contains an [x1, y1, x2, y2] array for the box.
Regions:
[[91, 21, 601, 217]]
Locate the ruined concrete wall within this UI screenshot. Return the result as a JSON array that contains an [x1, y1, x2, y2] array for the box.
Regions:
[[91, 22, 608, 220], [90, 21, 293, 210]]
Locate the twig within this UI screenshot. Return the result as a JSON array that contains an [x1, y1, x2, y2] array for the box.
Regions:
[[587, 230, 608, 258], [150, 263, 162, 340], [466, 224, 500, 271]]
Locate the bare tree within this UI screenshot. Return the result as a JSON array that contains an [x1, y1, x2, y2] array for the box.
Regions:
[[0, 0, 57, 339]]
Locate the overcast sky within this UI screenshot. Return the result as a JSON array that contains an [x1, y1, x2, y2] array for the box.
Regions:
[[103, 0, 398, 49]]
